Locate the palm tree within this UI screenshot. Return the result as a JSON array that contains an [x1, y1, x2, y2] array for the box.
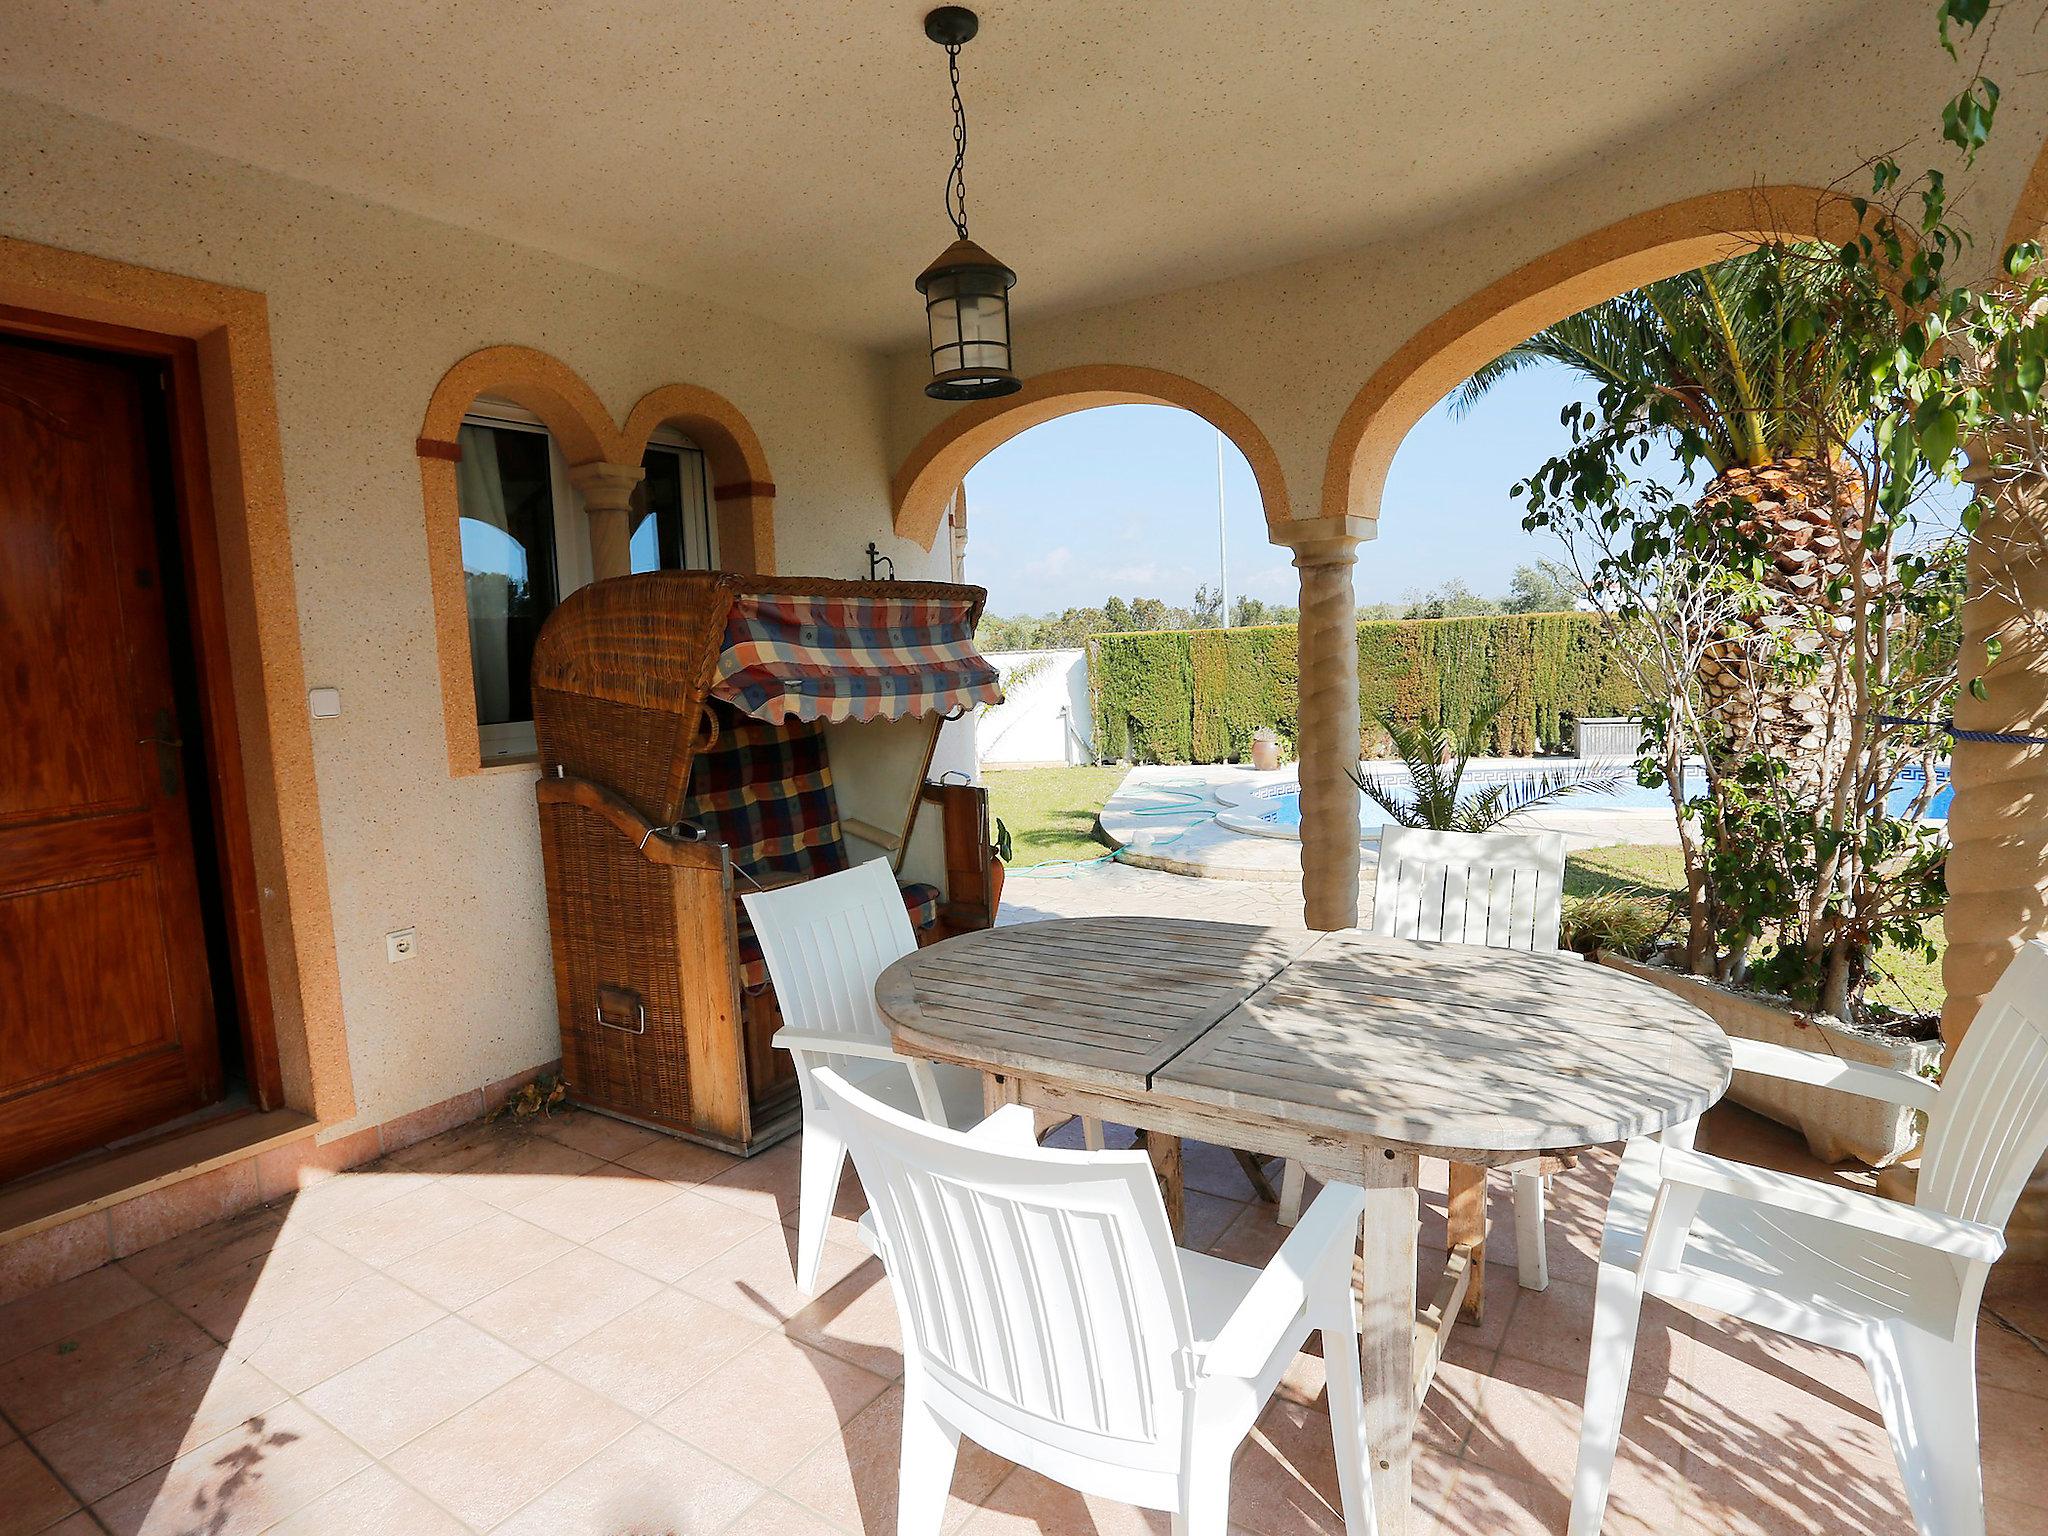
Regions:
[[1351, 704, 1622, 833], [1453, 247, 1869, 792]]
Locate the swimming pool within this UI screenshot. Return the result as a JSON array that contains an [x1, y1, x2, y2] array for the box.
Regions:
[[1210, 762, 1952, 840]]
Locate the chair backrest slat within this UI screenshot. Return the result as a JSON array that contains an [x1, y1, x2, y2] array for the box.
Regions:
[[1920, 941, 2048, 1231], [813, 1068, 1194, 1478], [1371, 825, 1566, 953], [743, 859, 917, 1053]]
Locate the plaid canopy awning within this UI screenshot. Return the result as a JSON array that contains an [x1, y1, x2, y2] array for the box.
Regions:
[[709, 590, 1001, 726]]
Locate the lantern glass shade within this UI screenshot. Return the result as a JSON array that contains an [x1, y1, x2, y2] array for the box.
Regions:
[[917, 237, 1020, 400]]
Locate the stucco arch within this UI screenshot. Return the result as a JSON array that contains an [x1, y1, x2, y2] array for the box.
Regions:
[[621, 382, 777, 574], [1320, 185, 1859, 524], [891, 365, 1291, 549], [418, 343, 618, 464]]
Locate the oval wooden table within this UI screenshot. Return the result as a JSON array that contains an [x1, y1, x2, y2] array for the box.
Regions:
[[876, 916, 1731, 1536]]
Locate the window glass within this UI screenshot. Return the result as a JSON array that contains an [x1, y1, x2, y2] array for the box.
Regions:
[[633, 441, 717, 572], [457, 419, 560, 733]]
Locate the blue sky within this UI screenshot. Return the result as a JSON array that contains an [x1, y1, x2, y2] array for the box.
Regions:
[[961, 360, 1691, 615]]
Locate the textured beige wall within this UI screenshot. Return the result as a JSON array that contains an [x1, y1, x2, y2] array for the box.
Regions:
[[0, 91, 945, 1136]]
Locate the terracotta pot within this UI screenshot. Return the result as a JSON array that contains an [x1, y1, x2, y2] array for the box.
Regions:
[[1595, 951, 1941, 1166], [1250, 728, 1282, 772], [989, 858, 1006, 918]]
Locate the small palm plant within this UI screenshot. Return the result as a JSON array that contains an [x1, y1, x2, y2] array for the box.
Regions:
[[1350, 702, 1623, 833]]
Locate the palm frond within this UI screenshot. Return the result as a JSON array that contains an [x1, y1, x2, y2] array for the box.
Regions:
[[1451, 765, 1628, 833]]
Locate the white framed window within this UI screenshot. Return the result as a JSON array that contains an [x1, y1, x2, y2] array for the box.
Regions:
[[633, 429, 718, 573], [456, 399, 590, 762]]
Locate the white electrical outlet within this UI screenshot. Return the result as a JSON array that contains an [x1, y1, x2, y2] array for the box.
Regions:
[[386, 928, 417, 963]]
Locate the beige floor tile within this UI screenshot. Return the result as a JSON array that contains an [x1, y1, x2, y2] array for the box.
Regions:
[[544, 1286, 768, 1417], [223, 1271, 445, 1394], [776, 1381, 1008, 1534], [730, 1491, 853, 1536], [0, 1298, 217, 1433], [587, 1188, 768, 1284], [32, 1348, 289, 1504], [269, 1167, 434, 1236], [1230, 1396, 1385, 1536], [1675, 1343, 1910, 1536], [299, 1314, 529, 1457], [265, 1462, 470, 1536], [1979, 1311, 2048, 1399], [1497, 1276, 1693, 1397], [531, 1109, 663, 1164], [1980, 1383, 2048, 1509], [92, 1398, 368, 1536], [459, 1136, 608, 1212], [618, 1134, 745, 1187], [955, 1464, 1173, 1534], [377, 1121, 503, 1176], [167, 1235, 375, 1342], [382, 1212, 574, 1311], [1991, 1492, 2048, 1536], [783, 1258, 905, 1380], [1455, 1356, 1683, 1535], [28, 1514, 100, 1536], [116, 1205, 295, 1299], [318, 1178, 500, 1268], [1424, 1461, 1565, 1536], [384, 1367, 635, 1531], [458, 1247, 661, 1358], [0, 1439, 78, 1535], [695, 1137, 805, 1225], [675, 1222, 869, 1328], [657, 1333, 892, 1483], [489, 1420, 761, 1536], [0, 1267, 154, 1366], [510, 1167, 681, 1245]]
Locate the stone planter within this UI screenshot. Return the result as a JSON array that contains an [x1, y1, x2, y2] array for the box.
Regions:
[[1595, 952, 1941, 1167]]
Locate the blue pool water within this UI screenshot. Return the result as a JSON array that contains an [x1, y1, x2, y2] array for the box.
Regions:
[[1245, 762, 1952, 833]]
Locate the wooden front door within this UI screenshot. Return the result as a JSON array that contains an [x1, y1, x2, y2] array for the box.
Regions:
[[0, 337, 223, 1182]]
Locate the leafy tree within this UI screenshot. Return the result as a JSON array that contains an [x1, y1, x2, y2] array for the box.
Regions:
[[1188, 584, 1224, 628], [1129, 596, 1172, 631], [1502, 560, 1582, 614], [1402, 580, 1499, 620], [1102, 595, 1134, 632], [1231, 595, 1298, 627]]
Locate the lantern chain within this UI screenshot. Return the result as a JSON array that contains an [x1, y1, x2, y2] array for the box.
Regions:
[[945, 42, 970, 240]]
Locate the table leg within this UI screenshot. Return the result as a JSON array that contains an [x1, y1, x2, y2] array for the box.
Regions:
[[1447, 1161, 1488, 1323], [1359, 1147, 1420, 1536], [1145, 1132, 1185, 1240]]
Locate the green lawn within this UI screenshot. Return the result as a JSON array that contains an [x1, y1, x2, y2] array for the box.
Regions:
[[984, 764, 1128, 866], [979, 765, 1945, 1015], [1562, 841, 1945, 1017]]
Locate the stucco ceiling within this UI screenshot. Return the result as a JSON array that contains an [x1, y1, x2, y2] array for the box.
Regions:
[[0, 0, 1929, 346]]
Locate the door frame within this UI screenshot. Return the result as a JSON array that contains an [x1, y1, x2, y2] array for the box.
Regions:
[[1, 310, 282, 1110], [0, 237, 353, 1133]]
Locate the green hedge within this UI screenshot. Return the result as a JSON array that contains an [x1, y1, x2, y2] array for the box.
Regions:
[[1090, 612, 1638, 763]]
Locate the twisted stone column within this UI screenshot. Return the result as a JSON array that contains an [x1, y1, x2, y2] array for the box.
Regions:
[[569, 461, 647, 580], [1941, 443, 2048, 1257], [1942, 449, 2048, 1040], [1284, 517, 1373, 931]]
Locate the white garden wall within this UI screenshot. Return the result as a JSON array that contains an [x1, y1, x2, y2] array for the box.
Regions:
[[979, 650, 1094, 767]]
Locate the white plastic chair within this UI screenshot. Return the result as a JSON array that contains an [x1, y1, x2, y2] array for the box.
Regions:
[[810, 1065, 1375, 1536], [1571, 939, 2048, 1536], [1280, 824, 1567, 1295], [746, 858, 986, 1294]]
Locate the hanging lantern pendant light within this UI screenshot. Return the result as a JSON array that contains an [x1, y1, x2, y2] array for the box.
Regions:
[[917, 6, 1021, 401]]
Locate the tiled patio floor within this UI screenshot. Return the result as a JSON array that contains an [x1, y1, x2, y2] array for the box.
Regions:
[[0, 1100, 2042, 1535]]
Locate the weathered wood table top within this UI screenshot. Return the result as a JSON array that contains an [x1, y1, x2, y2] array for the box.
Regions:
[[878, 918, 1730, 1160], [875, 916, 1731, 1536]]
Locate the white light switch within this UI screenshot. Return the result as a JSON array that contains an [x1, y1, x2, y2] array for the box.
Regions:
[[386, 928, 417, 963], [308, 687, 342, 719]]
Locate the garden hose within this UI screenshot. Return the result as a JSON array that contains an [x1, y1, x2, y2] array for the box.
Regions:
[[1006, 781, 1219, 879]]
